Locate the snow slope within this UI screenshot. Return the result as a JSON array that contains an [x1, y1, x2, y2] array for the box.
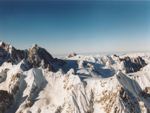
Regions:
[[0, 42, 150, 113]]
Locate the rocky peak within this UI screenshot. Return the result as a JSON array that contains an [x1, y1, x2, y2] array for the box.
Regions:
[[28, 44, 54, 69], [120, 56, 147, 73], [0, 41, 66, 72], [0, 42, 11, 65]]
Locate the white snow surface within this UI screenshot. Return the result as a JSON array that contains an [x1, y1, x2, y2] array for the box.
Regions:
[[0, 52, 150, 113]]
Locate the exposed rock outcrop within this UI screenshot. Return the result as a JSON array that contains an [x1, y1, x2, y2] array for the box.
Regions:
[[28, 44, 65, 71], [120, 56, 147, 73], [0, 42, 27, 65], [0, 42, 10, 65], [0, 90, 13, 113], [0, 42, 65, 72]]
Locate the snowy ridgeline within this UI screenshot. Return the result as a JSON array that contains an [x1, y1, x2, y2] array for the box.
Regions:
[[0, 42, 150, 113]]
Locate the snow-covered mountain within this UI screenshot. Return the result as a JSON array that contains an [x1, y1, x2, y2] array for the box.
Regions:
[[0, 41, 150, 113]]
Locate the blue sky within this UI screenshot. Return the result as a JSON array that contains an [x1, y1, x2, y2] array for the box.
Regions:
[[0, 1, 150, 55]]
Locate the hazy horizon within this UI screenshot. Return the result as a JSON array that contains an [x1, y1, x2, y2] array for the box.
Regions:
[[0, 1, 150, 55]]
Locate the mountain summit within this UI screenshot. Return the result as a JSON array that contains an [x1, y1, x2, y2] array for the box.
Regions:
[[0, 42, 65, 72], [0, 42, 150, 113]]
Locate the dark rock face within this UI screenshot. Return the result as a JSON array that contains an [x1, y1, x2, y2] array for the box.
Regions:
[[27, 44, 65, 71], [0, 42, 10, 65], [28, 44, 54, 68], [0, 42, 27, 65], [120, 56, 147, 73], [0, 42, 65, 72], [0, 90, 13, 113], [10, 47, 27, 64], [0, 48, 10, 65]]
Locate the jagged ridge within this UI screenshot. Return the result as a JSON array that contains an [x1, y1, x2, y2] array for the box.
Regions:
[[0, 42, 65, 72], [0, 41, 150, 113]]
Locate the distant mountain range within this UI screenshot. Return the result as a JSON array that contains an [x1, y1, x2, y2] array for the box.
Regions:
[[0, 41, 150, 113]]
